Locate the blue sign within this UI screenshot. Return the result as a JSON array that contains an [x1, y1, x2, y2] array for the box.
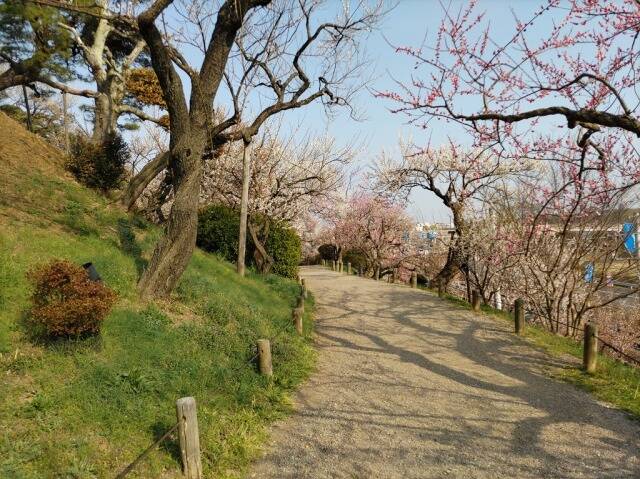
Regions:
[[426, 231, 438, 240], [622, 222, 637, 255], [584, 262, 594, 283]]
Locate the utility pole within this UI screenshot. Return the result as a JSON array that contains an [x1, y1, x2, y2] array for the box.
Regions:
[[62, 92, 69, 154], [237, 138, 253, 276], [22, 85, 32, 132]]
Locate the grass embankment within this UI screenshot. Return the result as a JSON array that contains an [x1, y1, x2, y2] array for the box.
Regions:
[[0, 112, 315, 478], [430, 288, 640, 419]]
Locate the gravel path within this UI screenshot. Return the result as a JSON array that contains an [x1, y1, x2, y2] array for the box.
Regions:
[[249, 267, 640, 478]]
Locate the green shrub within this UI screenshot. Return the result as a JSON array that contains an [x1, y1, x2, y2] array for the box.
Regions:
[[197, 204, 241, 261], [67, 133, 129, 191], [265, 222, 301, 279], [197, 204, 301, 278], [342, 250, 367, 272], [27, 260, 117, 337]]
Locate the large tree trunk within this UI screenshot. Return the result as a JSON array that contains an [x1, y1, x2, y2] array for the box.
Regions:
[[249, 221, 274, 274], [121, 151, 170, 210], [433, 202, 467, 290], [137, 133, 204, 298], [237, 139, 252, 276], [91, 76, 122, 145], [135, 0, 270, 299]]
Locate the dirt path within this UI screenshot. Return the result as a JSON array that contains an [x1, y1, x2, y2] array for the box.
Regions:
[[249, 267, 640, 478]]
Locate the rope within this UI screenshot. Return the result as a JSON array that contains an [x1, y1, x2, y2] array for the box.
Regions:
[[115, 288, 306, 478], [115, 421, 179, 479], [443, 288, 640, 368]]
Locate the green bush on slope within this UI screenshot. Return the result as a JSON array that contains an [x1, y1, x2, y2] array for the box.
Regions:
[[197, 204, 302, 279]]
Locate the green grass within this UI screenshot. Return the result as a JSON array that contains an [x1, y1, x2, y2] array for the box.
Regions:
[[426, 286, 640, 419], [0, 160, 315, 477]]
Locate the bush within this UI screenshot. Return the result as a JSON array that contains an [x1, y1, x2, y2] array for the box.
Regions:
[[265, 222, 302, 279], [197, 204, 302, 278], [27, 260, 117, 337], [342, 250, 368, 272], [197, 204, 241, 261], [67, 133, 129, 191]]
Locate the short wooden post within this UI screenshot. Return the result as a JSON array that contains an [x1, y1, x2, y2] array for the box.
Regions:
[[374, 268, 380, 280], [411, 272, 417, 288], [583, 322, 598, 374], [296, 295, 304, 312], [176, 397, 203, 479], [338, 261, 343, 273], [347, 262, 351, 275], [292, 307, 303, 334], [301, 278, 307, 298], [437, 284, 444, 298], [331, 260, 336, 271], [514, 298, 525, 335], [257, 339, 273, 376], [471, 290, 481, 312]]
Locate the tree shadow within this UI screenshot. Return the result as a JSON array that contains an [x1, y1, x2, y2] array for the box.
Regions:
[[274, 267, 640, 478], [117, 217, 148, 278]]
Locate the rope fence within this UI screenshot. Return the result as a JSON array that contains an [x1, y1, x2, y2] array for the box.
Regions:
[[114, 279, 310, 479]]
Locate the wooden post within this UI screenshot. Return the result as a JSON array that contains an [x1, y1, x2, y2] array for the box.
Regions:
[[257, 339, 273, 376], [583, 322, 598, 374], [374, 267, 380, 280], [296, 295, 304, 312], [292, 307, 303, 334], [471, 290, 481, 312], [411, 272, 417, 288], [347, 262, 351, 275], [332, 260, 336, 271], [176, 397, 203, 479], [438, 284, 444, 298], [338, 261, 343, 273], [514, 298, 525, 335]]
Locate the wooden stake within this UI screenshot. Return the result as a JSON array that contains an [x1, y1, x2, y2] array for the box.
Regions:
[[514, 298, 525, 335], [411, 272, 417, 288], [292, 307, 303, 334], [257, 339, 273, 376], [471, 290, 481, 312], [347, 262, 351, 274], [296, 295, 304, 312], [176, 397, 203, 479], [583, 322, 598, 374]]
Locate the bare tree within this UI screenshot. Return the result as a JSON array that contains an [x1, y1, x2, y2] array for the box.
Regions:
[[118, 0, 381, 294], [376, 142, 531, 290]]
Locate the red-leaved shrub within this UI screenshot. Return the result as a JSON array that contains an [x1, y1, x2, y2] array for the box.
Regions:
[[28, 260, 117, 337]]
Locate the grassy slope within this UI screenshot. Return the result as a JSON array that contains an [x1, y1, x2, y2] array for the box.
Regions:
[[0, 113, 315, 478], [433, 289, 640, 419]]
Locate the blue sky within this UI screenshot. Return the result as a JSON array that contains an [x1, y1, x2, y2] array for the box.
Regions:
[[252, 0, 545, 222]]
